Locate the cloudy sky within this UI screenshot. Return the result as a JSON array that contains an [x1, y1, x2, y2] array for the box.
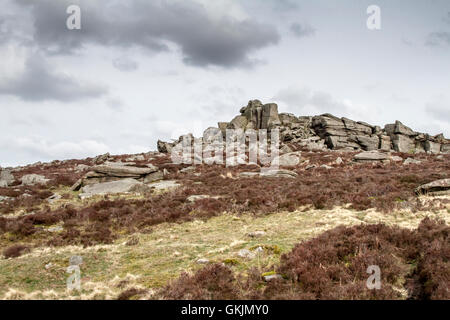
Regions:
[[0, 0, 449, 166]]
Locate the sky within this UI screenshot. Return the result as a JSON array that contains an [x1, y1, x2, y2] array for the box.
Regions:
[[0, 0, 449, 167]]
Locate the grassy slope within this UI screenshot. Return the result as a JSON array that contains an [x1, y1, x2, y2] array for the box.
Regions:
[[1, 199, 448, 300]]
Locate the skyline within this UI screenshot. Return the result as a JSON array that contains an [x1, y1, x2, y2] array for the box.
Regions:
[[1, 0, 449, 166]]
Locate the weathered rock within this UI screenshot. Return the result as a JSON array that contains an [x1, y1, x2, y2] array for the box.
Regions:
[[415, 179, 450, 196], [392, 134, 415, 153], [143, 170, 164, 183], [75, 164, 90, 172], [272, 151, 301, 167], [424, 141, 441, 154], [403, 158, 421, 165], [93, 152, 110, 164], [92, 164, 158, 177], [263, 274, 283, 281], [79, 178, 146, 199], [379, 135, 392, 151], [247, 231, 266, 238], [0, 169, 15, 187], [21, 174, 50, 186], [47, 194, 61, 203], [355, 135, 379, 151], [390, 155, 403, 162], [147, 180, 180, 191], [354, 151, 389, 162], [394, 121, 416, 136], [196, 258, 210, 264], [186, 195, 222, 202], [237, 249, 255, 260], [441, 144, 450, 153], [227, 115, 248, 130], [260, 169, 298, 178]]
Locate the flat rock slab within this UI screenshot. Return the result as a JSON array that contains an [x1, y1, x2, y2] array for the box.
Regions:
[[147, 180, 180, 191], [415, 178, 450, 196], [91, 164, 158, 177], [21, 174, 50, 186], [354, 151, 389, 161], [79, 178, 145, 199]]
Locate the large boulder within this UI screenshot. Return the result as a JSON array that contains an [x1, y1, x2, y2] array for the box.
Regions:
[[79, 178, 146, 199], [424, 140, 441, 154], [272, 151, 301, 167], [353, 150, 389, 162], [392, 134, 415, 153], [21, 174, 50, 186], [91, 163, 158, 177], [415, 179, 450, 196]]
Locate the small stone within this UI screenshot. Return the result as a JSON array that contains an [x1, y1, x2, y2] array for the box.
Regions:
[[403, 158, 422, 165], [237, 249, 255, 260], [47, 226, 63, 233], [247, 231, 266, 238], [335, 157, 343, 165], [263, 274, 283, 282], [320, 164, 333, 169], [45, 263, 53, 270], [196, 258, 210, 264]]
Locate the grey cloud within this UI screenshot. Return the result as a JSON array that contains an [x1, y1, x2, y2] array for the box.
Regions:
[[14, 0, 280, 68], [112, 56, 139, 72], [425, 32, 450, 46], [290, 23, 315, 38], [0, 54, 108, 102]]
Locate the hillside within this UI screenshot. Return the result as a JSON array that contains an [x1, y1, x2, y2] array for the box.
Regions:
[[0, 101, 449, 300]]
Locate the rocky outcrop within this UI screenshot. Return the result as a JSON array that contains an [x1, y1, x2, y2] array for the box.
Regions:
[[71, 162, 164, 191], [415, 179, 450, 196], [157, 99, 449, 155]]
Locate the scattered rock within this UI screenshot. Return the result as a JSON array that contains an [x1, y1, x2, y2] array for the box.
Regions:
[[260, 169, 298, 178], [272, 151, 301, 167], [320, 164, 333, 169], [147, 180, 180, 191], [247, 231, 266, 238], [21, 174, 50, 186], [335, 157, 343, 165], [237, 249, 255, 260], [93, 152, 110, 164], [403, 158, 422, 165], [415, 178, 450, 196], [196, 258, 210, 264], [47, 194, 61, 203], [45, 263, 53, 270], [186, 195, 222, 202], [75, 164, 90, 172], [47, 226, 63, 233], [0, 196, 11, 202], [180, 166, 196, 173], [353, 151, 389, 162], [263, 274, 283, 282], [79, 178, 147, 199], [390, 155, 403, 162]]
